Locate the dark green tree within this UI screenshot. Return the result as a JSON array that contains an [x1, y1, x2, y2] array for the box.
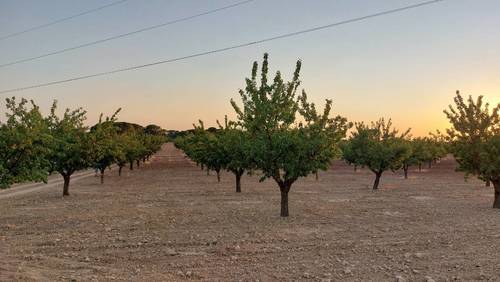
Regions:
[[114, 132, 129, 176], [444, 91, 500, 208], [0, 97, 50, 188], [342, 119, 411, 190], [217, 116, 253, 192], [401, 139, 417, 179], [90, 109, 121, 184]]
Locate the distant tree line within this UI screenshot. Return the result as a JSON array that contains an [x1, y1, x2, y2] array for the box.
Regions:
[[0, 99, 165, 195]]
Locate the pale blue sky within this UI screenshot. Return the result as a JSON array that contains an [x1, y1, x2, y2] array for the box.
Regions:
[[1, 0, 499, 135]]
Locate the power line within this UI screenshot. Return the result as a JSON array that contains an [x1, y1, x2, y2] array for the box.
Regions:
[[0, 0, 445, 95], [0, 0, 255, 68], [0, 0, 130, 41]]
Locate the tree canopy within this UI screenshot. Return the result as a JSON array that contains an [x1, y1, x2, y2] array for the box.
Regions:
[[45, 101, 92, 196], [342, 118, 411, 190], [444, 91, 500, 208], [0, 97, 50, 188], [231, 53, 350, 216]]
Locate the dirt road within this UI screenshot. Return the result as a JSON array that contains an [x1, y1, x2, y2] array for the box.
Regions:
[[1, 143, 498, 281], [0, 170, 97, 200]]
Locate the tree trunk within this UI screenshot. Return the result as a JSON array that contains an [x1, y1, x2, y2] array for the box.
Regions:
[[206, 168, 210, 176], [493, 180, 500, 209], [280, 190, 289, 217], [63, 174, 71, 196], [486, 179, 490, 187], [100, 168, 105, 184], [278, 181, 293, 217], [136, 160, 140, 167], [235, 172, 242, 193], [130, 161, 134, 170], [373, 172, 382, 190], [428, 161, 432, 169], [354, 165, 357, 172], [118, 166, 123, 176], [216, 170, 221, 183], [419, 164, 422, 172], [404, 165, 409, 179], [315, 171, 319, 181]]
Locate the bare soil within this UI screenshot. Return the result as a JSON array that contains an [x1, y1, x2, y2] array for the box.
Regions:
[[1, 143, 498, 281]]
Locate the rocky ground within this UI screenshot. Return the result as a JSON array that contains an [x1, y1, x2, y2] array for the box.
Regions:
[[1, 143, 498, 281]]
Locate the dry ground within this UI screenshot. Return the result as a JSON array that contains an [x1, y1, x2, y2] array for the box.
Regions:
[[0, 143, 499, 281]]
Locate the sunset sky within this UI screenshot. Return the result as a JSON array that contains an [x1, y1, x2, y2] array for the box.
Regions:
[[1, 0, 499, 136]]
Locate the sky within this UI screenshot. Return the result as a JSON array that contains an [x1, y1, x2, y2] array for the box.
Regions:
[[0, 0, 499, 136]]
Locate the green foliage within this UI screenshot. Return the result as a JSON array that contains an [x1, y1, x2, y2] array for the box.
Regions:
[[176, 121, 227, 180], [121, 129, 144, 169], [0, 97, 50, 188], [216, 116, 254, 191], [141, 131, 165, 159], [90, 109, 122, 183], [114, 132, 131, 171], [0, 97, 164, 192], [427, 131, 449, 162], [444, 91, 499, 181], [231, 53, 350, 216], [46, 101, 92, 195], [342, 118, 411, 189], [444, 91, 499, 207], [115, 122, 165, 170], [411, 137, 432, 169], [216, 117, 252, 174], [46, 101, 91, 174]]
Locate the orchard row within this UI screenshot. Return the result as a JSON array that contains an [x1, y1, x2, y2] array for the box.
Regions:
[[174, 54, 499, 217], [0, 100, 165, 195]]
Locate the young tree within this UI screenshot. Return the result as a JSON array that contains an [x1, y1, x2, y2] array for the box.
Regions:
[[401, 139, 417, 179], [176, 121, 228, 181], [90, 109, 121, 184], [444, 91, 500, 208], [411, 137, 432, 171], [192, 121, 227, 182], [427, 131, 448, 167], [46, 101, 92, 196], [141, 132, 165, 162], [114, 132, 129, 176], [342, 119, 411, 190], [122, 129, 143, 170], [0, 97, 50, 188], [217, 116, 253, 192], [231, 54, 350, 217]]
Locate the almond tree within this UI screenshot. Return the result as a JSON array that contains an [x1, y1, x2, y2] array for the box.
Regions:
[[46, 101, 92, 196], [90, 109, 121, 184], [0, 97, 50, 188], [427, 131, 448, 167], [231, 54, 350, 217], [114, 132, 129, 176], [140, 132, 165, 162], [412, 137, 433, 171], [123, 129, 143, 170], [217, 116, 253, 192], [401, 139, 417, 179], [342, 119, 411, 190], [444, 91, 499, 208], [187, 121, 227, 182]]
